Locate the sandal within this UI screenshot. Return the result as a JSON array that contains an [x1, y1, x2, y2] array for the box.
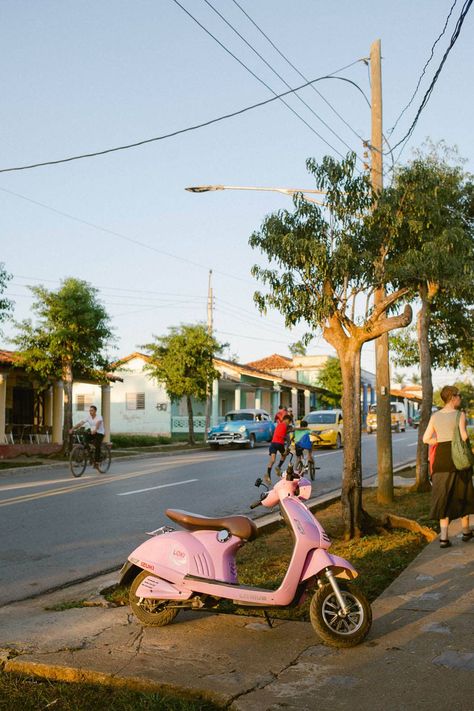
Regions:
[[461, 531, 473, 542], [439, 539, 452, 548]]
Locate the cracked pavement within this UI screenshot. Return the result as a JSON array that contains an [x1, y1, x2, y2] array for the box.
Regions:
[[1, 521, 473, 709]]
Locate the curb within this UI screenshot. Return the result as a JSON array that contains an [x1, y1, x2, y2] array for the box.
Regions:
[[1, 460, 419, 703], [2, 659, 228, 708]]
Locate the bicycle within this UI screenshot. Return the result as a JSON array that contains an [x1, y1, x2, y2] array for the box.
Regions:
[[294, 432, 323, 481], [69, 432, 111, 477]]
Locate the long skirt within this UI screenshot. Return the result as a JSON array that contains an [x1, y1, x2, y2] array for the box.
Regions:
[[430, 441, 474, 520]]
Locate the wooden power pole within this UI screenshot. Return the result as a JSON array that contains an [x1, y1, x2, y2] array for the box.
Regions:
[[204, 270, 213, 437], [370, 39, 393, 503]]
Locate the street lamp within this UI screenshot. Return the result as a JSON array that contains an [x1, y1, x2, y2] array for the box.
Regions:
[[185, 184, 326, 207]]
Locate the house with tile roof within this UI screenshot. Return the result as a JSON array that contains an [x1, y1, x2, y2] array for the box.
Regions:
[[71, 352, 334, 437]]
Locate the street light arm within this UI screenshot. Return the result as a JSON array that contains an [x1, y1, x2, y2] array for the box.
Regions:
[[185, 184, 326, 197]]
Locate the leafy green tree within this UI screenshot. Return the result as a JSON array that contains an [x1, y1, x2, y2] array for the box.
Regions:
[[143, 324, 223, 444], [0, 263, 13, 332], [12, 278, 114, 443], [316, 357, 342, 407], [249, 153, 411, 539], [379, 146, 474, 491], [288, 340, 307, 357]]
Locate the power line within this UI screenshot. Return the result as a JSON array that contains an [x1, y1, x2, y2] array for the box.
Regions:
[[201, 0, 363, 162], [388, 0, 459, 137], [0, 185, 253, 285], [230, 0, 368, 144], [385, 0, 473, 157], [172, 0, 354, 162], [0, 64, 364, 175]]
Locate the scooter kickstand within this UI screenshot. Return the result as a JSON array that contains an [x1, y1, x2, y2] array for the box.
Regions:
[[263, 610, 273, 628]]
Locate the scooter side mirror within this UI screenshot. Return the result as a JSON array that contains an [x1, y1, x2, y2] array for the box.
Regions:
[[254, 477, 262, 487]]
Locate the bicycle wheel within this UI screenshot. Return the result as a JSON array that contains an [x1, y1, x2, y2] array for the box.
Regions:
[[309, 460, 316, 481], [97, 443, 111, 473], [69, 445, 87, 477]]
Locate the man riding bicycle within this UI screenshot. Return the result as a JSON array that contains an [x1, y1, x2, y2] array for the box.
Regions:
[[69, 405, 105, 469]]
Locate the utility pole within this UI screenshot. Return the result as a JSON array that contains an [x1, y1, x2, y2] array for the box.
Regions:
[[370, 39, 393, 503], [204, 270, 213, 438]]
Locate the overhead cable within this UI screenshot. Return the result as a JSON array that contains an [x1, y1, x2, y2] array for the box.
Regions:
[[0, 63, 363, 175], [231, 0, 368, 144], [172, 0, 349, 160], [388, 0, 459, 137], [385, 0, 473, 156], [202, 0, 363, 162]]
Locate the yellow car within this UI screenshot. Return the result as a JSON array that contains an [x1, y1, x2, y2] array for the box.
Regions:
[[366, 402, 407, 434], [303, 410, 343, 449]]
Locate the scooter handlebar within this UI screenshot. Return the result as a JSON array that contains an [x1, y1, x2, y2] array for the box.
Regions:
[[249, 499, 262, 509]]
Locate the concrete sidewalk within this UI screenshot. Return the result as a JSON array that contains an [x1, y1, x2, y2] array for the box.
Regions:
[[1, 517, 473, 710]]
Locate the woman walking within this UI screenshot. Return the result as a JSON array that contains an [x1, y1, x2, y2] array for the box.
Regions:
[[423, 385, 474, 548]]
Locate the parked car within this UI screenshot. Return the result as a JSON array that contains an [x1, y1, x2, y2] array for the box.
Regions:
[[206, 408, 275, 449], [410, 411, 421, 429], [366, 402, 407, 434], [303, 409, 343, 449]]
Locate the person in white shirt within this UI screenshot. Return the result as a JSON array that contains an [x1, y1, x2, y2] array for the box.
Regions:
[[70, 405, 105, 468]]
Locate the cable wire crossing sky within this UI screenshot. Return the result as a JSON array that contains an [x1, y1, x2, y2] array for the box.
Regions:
[[1, 1, 472, 383]]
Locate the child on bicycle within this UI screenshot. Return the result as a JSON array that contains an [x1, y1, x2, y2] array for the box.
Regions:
[[293, 420, 315, 473]]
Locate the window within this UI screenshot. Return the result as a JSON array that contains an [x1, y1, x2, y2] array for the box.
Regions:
[[126, 392, 145, 410], [76, 394, 93, 411]]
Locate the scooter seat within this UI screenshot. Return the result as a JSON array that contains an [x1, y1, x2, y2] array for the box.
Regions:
[[166, 509, 258, 541]]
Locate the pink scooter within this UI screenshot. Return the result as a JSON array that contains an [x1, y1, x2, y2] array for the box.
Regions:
[[120, 471, 372, 647]]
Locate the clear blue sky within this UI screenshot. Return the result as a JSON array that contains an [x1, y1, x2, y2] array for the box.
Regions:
[[1, 1, 472, 382]]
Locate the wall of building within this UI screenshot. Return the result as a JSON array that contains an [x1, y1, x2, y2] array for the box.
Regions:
[[73, 356, 171, 436]]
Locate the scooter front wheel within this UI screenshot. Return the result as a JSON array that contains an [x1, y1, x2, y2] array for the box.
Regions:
[[310, 583, 372, 648], [129, 571, 179, 627]]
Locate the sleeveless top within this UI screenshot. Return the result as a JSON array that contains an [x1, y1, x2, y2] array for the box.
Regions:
[[431, 410, 458, 442]]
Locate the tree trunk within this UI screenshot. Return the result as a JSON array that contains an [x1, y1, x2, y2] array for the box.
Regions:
[[338, 345, 365, 539], [414, 285, 433, 492], [62, 361, 73, 452], [187, 395, 195, 445]]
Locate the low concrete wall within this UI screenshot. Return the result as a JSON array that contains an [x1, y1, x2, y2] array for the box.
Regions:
[[0, 444, 62, 459]]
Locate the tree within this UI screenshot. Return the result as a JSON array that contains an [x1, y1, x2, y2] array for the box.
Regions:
[[0, 263, 13, 332], [12, 278, 114, 443], [433, 380, 474, 413], [316, 357, 342, 407], [379, 146, 474, 491], [288, 340, 307, 357], [249, 153, 411, 539], [393, 371, 406, 388], [143, 324, 223, 444]]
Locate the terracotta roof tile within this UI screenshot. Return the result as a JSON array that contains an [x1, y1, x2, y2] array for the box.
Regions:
[[246, 354, 293, 370]]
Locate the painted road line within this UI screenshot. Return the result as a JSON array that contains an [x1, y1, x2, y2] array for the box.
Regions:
[[407, 442, 418, 447], [0, 476, 96, 492], [0, 463, 186, 508], [117, 479, 199, 496]]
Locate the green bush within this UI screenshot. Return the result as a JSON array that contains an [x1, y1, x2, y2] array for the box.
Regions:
[[110, 434, 171, 448]]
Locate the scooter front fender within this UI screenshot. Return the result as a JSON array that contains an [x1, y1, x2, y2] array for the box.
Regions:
[[301, 549, 358, 582], [135, 574, 193, 601]]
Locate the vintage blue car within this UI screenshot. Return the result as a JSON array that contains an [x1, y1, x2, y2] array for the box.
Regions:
[[207, 408, 275, 449]]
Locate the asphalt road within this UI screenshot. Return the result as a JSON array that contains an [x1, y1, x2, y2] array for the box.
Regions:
[[0, 429, 419, 606]]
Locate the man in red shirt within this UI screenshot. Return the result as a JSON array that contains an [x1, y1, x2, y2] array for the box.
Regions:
[[274, 404, 288, 424], [264, 414, 292, 485]]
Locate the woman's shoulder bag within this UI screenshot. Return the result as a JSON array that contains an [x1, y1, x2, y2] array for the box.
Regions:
[[451, 411, 474, 470]]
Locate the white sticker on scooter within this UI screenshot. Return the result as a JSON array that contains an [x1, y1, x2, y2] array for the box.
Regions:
[[171, 547, 188, 566]]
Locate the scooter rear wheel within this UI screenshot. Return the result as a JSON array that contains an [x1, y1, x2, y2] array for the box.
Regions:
[[129, 571, 179, 627], [310, 583, 371, 647]]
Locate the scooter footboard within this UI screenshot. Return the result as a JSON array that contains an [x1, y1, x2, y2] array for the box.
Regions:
[[301, 549, 358, 582], [136, 575, 193, 601]]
